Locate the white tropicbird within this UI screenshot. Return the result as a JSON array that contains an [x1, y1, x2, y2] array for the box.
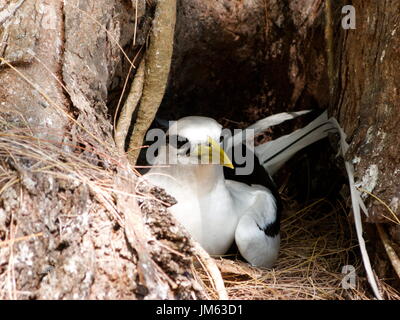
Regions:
[[142, 111, 334, 267]]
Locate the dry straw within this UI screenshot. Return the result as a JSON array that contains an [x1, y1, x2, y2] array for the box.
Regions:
[[194, 195, 400, 300]]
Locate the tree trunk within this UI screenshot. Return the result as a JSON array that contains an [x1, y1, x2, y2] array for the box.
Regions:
[[331, 0, 400, 228], [0, 0, 203, 300]]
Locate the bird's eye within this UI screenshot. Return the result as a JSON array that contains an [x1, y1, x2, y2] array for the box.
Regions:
[[167, 134, 190, 149]]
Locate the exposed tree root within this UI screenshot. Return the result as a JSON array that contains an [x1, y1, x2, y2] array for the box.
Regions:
[[114, 59, 145, 153], [192, 241, 228, 300], [126, 0, 177, 164], [377, 224, 400, 281]]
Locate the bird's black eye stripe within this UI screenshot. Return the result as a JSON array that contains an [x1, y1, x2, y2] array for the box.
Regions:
[[167, 134, 190, 149]]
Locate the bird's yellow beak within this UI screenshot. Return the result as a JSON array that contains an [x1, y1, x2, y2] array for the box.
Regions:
[[193, 137, 234, 169]]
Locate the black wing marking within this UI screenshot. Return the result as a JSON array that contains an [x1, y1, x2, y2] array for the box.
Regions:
[[223, 142, 282, 237]]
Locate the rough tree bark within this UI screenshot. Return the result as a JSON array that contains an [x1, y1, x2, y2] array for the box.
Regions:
[[331, 0, 400, 229], [0, 0, 203, 299]]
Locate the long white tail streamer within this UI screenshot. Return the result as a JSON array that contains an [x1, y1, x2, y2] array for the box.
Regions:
[[251, 110, 382, 299], [256, 111, 336, 175], [226, 110, 311, 151], [329, 117, 382, 299]]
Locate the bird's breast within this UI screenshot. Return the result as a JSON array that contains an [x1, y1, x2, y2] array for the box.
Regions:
[[143, 165, 239, 255]]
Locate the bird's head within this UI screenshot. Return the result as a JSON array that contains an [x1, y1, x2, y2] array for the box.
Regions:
[[165, 116, 234, 168]]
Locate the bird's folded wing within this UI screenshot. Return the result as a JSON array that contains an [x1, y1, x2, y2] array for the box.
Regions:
[[232, 184, 280, 268]]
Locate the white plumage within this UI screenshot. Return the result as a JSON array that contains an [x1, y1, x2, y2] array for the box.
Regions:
[[143, 112, 331, 268]]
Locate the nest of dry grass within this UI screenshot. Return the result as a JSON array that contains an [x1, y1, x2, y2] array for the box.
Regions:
[[193, 195, 400, 300]]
